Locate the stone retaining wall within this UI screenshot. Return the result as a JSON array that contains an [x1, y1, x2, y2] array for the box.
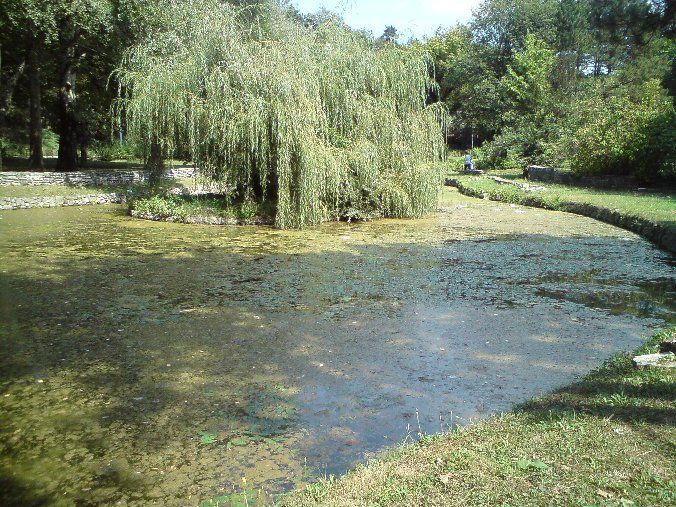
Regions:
[[0, 193, 127, 210], [524, 166, 568, 183], [525, 165, 636, 188], [0, 166, 195, 186]]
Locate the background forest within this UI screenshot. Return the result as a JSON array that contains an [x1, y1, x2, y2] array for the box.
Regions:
[[0, 0, 674, 182]]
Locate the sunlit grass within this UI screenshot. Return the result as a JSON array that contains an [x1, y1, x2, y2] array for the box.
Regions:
[[450, 171, 675, 227]]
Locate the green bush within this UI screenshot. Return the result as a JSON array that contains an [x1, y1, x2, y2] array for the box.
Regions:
[[0, 128, 59, 159], [476, 116, 555, 171], [129, 194, 275, 223], [478, 132, 528, 170], [636, 107, 676, 181], [42, 129, 59, 157], [92, 140, 139, 162], [0, 136, 26, 159], [131, 195, 189, 219], [561, 79, 674, 182]]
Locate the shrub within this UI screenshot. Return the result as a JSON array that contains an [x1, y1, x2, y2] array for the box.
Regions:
[[0, 128, 59, 159], [129, 194, 275, 223], [42, 129, 59, 157], [131, 195, 188, 219], [561, 79, 674, 182], [92, 140, 139, 162], [476, 115, 557, 171]]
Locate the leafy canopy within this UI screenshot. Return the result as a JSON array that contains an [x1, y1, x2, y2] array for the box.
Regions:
[[118, 0, 447, 228]]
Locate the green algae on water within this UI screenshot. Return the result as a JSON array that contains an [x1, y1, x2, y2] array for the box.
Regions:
[[0, 190, 673, 505]]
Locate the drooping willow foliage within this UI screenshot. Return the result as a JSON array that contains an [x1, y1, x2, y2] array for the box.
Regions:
[[118, 0, 448, 228]]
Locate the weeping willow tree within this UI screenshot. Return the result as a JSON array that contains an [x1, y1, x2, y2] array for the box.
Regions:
[[118, 0, 448, 228]]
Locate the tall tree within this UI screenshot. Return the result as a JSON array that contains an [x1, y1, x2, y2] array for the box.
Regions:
[[501, 33, 555, 117], [54, 0, 113, 171], [588, 0, 668, 75], [27, 37, 43, 169], [471, 0, 558, 71], [0, 45, 26, 169], [119, 0, 448, 227], [425, 26, 504, 144], [380, 25, 399, 44], [556, 0, 593, 73], [0, 0, 58, 169]]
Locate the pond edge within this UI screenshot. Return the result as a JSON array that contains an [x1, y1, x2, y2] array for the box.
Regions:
[[445, 177, 676, 254]]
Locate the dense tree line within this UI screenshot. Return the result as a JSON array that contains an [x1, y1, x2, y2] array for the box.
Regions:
[[0, 0, 169, 170], [424, 0, 674, 181], [1, 0, 674, 182]]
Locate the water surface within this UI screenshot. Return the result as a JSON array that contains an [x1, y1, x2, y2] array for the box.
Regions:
[[0, 189, 673, 505]]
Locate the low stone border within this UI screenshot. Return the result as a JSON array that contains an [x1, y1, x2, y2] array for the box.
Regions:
[[130, 210, 273, 226], [525, 165, 637, 189], [0, 166, 195, 186], [486, 175, 547, 192], [0, 193, 127, 210], [445, 177, 676, 254]]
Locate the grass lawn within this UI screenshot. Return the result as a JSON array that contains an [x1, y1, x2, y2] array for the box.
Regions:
[[0, 185, 130, 198], [449, 170, 675, 229], [284, 328, 675, 506]]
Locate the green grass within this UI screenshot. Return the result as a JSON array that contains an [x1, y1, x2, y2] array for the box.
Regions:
[[284, 328, 676, 506], [0, 185, 130, 198], [450, 170, 675, 228]]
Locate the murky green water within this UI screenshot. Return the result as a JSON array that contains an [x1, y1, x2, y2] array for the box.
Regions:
[[1, 189, 673, 505]]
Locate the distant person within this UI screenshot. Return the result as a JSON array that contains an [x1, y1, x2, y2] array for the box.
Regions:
[[464, 152, 473, 171]]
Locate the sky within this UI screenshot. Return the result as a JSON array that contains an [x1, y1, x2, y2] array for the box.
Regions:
[[291, 0, 482, 40]]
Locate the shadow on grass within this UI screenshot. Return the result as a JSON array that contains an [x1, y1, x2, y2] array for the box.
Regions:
[[517, 331, 675, 427]]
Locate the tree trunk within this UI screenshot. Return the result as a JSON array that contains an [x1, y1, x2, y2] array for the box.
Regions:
[[146, 141, 165, 186], [27, 44, 43, 170], [0, 47, 27, 170], [0, 61, 25, 126], [593, 55, 602, 77], [56, 49, 78, 172], [80, 145, 88, 167], [1, 44, 3, 170]]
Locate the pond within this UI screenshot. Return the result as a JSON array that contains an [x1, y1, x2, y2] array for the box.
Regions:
[[0, 188, 673, 505]]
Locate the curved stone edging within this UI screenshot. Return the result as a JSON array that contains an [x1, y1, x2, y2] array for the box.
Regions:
[[445, 177, 676, 254], [0, 193, 127, 210], [130, 210, 273, 226]]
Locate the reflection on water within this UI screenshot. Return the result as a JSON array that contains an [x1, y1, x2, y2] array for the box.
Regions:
[[0, 190, 673, 505]]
